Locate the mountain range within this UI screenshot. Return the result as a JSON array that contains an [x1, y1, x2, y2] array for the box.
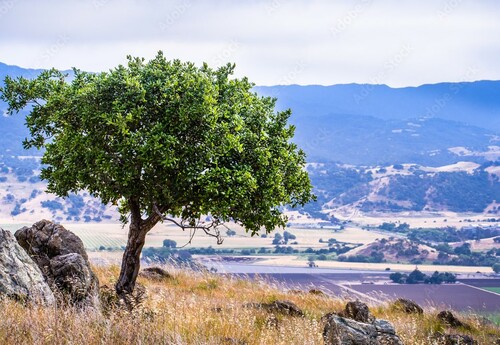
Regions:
[[0, 62, 498, 218], [256, 83, 499, 165]]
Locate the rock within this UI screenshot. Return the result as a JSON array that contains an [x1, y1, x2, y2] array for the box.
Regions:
[[244, 300, 304, 317], [309, 288, 325, 295], [391, 298, 423, 315], [437, 310, 470, 329], [220, 337, 247, 345], [15, 220, 99, 308], [342, 300, 375, 323], [373, 319, 397, 335], [432, 332, 477, 345], [139, 266, 172, 280], [323, 314, 403, 345], [15, 220, 89, 265], [50, 253, 98, 305], [323, 314, 377, 345], [0, 228, 55, 305]]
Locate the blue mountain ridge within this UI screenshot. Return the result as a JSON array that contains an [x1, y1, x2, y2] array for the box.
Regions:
[[1, 62, 499, 165]]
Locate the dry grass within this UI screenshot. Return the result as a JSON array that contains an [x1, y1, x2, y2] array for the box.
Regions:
[[0, 265, 498, 345]]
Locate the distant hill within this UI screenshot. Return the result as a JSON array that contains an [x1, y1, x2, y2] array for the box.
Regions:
[[1, 62, 499, 164], [304, 161, 500, 217], [255, 83, 500, 165], [255, 82, 500, 132], [0, 62, 499, 218]]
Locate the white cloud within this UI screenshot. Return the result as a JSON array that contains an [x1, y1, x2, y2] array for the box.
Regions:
[[1, 0, 499, 86]]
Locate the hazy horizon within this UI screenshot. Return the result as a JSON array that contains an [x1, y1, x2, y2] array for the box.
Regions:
[[1, 1, 500, 87]]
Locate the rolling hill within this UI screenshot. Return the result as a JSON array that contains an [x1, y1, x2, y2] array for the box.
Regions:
[[0, 62, 499, 218]]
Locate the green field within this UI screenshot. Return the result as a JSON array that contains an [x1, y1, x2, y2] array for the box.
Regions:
[[483, 287, 500, 294]]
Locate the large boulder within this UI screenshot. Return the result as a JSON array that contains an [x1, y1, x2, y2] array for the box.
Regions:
[[323, 314, 403, 345], [15, 220, 99, 308], [323, 301, 403, 345], [0, 228, 55, 305]]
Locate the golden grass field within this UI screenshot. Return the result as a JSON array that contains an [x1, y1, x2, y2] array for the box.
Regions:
[[0, 264, 498, 345]]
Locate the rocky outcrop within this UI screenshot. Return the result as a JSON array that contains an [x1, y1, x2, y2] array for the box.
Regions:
[[139, 266, 172, 280], [341, 300, 376, 323], [0, 228, 55, 305], [391, 298, 423, 315], [323, 301, 403, 345], [437, 310, 471, 329], [15, 220, 99, 308], [244, 300, 304, 317], [432, 332, 477, 345]]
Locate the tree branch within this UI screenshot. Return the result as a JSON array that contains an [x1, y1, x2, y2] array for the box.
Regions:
[[153, 204, 224, 245]]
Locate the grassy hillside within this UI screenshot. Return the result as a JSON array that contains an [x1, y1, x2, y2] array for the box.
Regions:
[[0, 265, 497, 344]]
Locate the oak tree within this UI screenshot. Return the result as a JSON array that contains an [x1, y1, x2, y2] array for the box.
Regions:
[[0, 52, 314, 294]]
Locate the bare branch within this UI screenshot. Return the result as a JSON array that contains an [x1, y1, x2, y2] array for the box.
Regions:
[[153, 204, 224, 245]]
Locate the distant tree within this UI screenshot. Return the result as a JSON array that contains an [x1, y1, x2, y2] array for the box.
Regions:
[[327, 238, 338, 246], [389, 272, 406, 284], [426, 271, 443, 284], [226, 229, 236, 237], [283, 230, 296, 243], [454, 243, 472, 256], [493, 263, 500, 274], [40, 200, 64, 211], [440, 272, 456, 283], [272, 232, 283, 245], [379, 222, 396, 231], [406, 268, 426, 284], [162, 239, 177, 248], [396, 223, 410, 232], [1, 52, 314, 295], [494, 237, 500, 244], [308, 259, 317, 268]]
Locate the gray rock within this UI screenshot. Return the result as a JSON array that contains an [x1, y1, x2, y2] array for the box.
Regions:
[[342, 300, 375, 323], [0, 228, 55, 305], [50, 253, 99, 306], [374, 319, 397, 335], [323, 314, 403, 345], [432, 332, 477, 345], [391, 298, 423, 315], [244, 300, 304, 317], [15, 220, 99, 308], [139, 266, 172, 280]]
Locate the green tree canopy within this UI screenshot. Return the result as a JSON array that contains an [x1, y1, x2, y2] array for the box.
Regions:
[[0, 52, 314, 294]]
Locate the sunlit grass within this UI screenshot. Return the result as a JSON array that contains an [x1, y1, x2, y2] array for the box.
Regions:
[[0, 265, 497, 344]]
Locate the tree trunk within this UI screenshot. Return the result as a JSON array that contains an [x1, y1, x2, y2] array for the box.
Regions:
[[115, 199, 164, 295], [115, 220, 148, 295]]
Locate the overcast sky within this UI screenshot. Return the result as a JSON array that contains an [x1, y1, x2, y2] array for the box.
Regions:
[[1, 1, 499, 86]]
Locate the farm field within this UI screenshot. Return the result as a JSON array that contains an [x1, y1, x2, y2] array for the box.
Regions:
[[2, 219, 496, 274], [221, 270, 500, 314], [0, 219, 388, 250], [347, 283, 500, 312], [253, 255, 494, 274], [339, 211, 499, 229]]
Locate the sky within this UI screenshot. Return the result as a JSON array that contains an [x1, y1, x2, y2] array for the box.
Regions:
[[0, 0, 499, 87]]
